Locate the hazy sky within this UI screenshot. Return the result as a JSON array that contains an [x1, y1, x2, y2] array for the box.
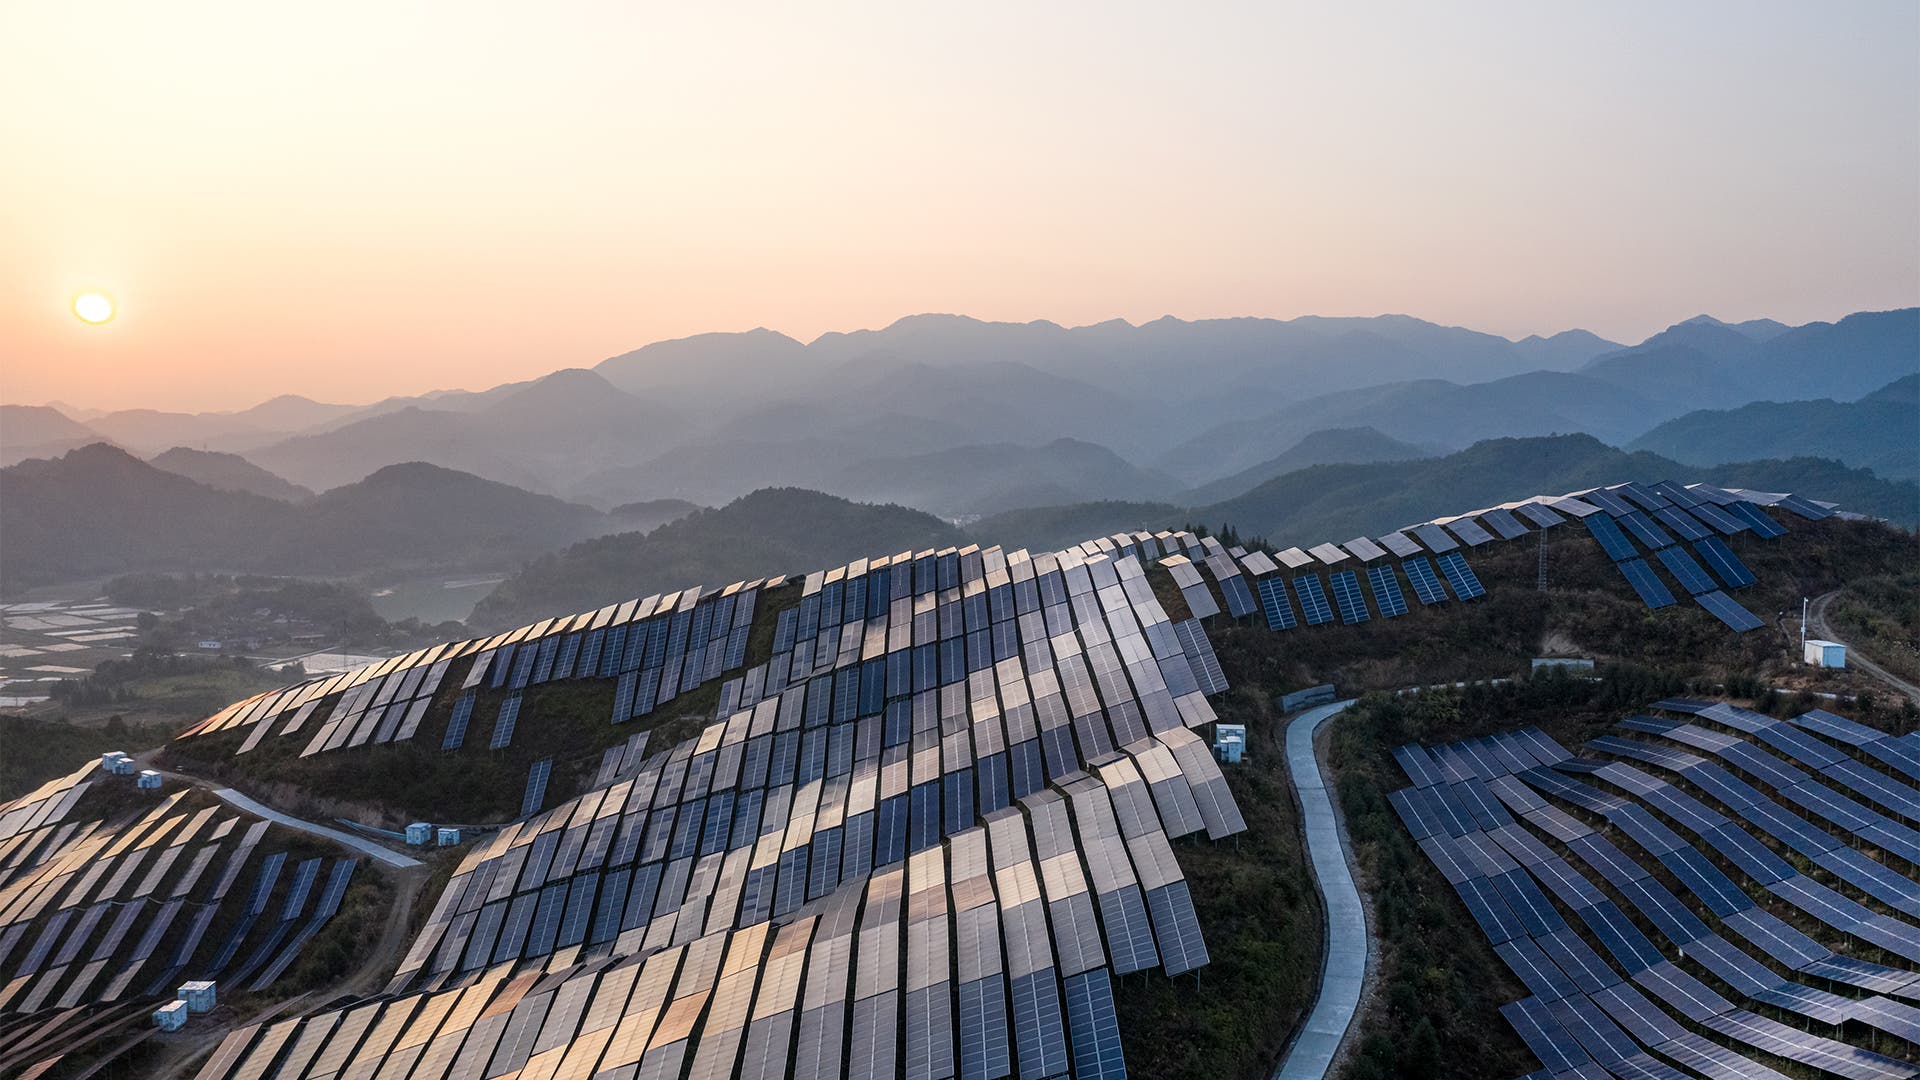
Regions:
[[3, 2, 1915, 412]]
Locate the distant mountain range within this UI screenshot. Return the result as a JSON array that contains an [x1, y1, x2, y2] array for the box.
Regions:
[[468, 434, 1918, 627], [0, 445, 620, 589], [1627, 375, 1918, 481], [9, 309, 1912, 510]]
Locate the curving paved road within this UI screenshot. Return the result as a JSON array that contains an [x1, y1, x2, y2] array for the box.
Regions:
[[210, 787, 421, 869], [1274, 698, 1366, 1080]]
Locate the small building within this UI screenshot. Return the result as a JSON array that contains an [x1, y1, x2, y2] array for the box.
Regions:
[[1214, 723, 1247, 764], [436, 827, 463, 847], [153, 1000, 189, 1031], [101, 750, 131, 773], [137, 770, 163, 790], [405, 822, 434, 846], [178, 981, 217, 1012], [1804, 639, 1847, 668], [1531, 657, 1595, 672], [196, 640, 223, 650]]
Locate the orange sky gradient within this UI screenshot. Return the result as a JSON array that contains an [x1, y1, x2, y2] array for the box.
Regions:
[[3, 2, 1916, 412]]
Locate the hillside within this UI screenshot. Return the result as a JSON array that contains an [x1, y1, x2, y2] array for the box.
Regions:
[[1157, 370, 1667, 484], [150, 446, 316, 501], [0, 403, 102, 465], [605, 497, 703, 532], [833, 436, 1180, 517], [0, 445, 612, 589], [1195, 434, 1920, 546], [250, 368, 691, 493], [1581, 307, 1919, 409], [1627, 375, 1919, 480], [1182, 426, 1437, 505], [967, 499, 1186, 552], [471, 488, 969, 628]]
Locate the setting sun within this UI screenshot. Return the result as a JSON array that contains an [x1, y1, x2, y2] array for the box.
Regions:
[[72, 291, 115, 325]]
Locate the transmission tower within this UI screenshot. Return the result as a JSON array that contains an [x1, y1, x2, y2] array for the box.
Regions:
[[1536, 526, 1549, 590]]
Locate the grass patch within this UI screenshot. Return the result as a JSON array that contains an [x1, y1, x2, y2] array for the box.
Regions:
[[1828, 566, 1920, 683]]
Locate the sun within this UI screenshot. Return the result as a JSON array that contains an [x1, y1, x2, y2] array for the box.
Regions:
[[72, 292, 116, 325]]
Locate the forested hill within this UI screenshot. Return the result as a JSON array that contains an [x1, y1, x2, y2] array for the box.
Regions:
[[470, 488, 968, 628]]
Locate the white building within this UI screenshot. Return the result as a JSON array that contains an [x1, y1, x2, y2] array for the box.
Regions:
[[1803, 639, 1847, 668], [137, 770, 163, 790], [406, 822, 434, 846], [178, 981, 217, 1012], [153, 1000, 189, 1031]]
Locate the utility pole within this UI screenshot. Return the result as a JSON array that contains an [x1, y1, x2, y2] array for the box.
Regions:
[[1800, 597, 1809, 655]]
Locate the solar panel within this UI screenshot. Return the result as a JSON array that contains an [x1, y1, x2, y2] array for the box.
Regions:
[[1063, 970, 1125, 1080], [520, 759, 553, 818], [1652, 506, 1712, 542], [1434, 552, 1485, 601], [1218, 574, 1258, 619], [489, 693, 523, 750], [1378, 531, 1424, 558], [1724, 501, 1788, 538], [1328, 570, 1371, 624], [442, 693, 475, 750], [1479, 508, 1530, 540], [1654, 546, 1718, 595], [1685, 500, 1750, 536], [1693, 538, 1756, 588], [1292, 575, 1334, 625], [1445, 517, 1497, 547], [1775, 494, 1832, 520], [1401, 557, 1447, 605], [1172, 620, 1228, 696], [1513, 502, 1565, 529], [1255, 576, 1296, 630], [1615, 512, 1674, 550], [1583, 515, 1639, 561], [1365, 565, 1409, 618], [1615, 559, 1677, 609], [1410, 523, 1459, 553], [1696, 592, 1765, 632]]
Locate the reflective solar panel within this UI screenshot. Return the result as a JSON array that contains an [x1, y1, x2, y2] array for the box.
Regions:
[[1652, 506, 1712, 542], [489, 693, 523, 750], [1616, 512, 1675, 550], [1291, 575, 1334, 626], [1328, 570, 1370, 624], [1434, 552, 1486, 600], [442, 693, 475, 751], [1401, 557, 1447, 605], [520, 758, 553, 818], [1444, 517, 1497, 547], [1616, 559, 1677, 609], [1365, 565, 1408, 618], [1583, 514, 1639, 561], [1654, 546, 1718, 595], [1478, 508, 1529, 540], [1410, 523, 1459, 553], [1696, 592, 1765, 632], [1724, 501, 1788, 538], [1693, 537, 1756, 588], [1255, 576, 1297, 630]]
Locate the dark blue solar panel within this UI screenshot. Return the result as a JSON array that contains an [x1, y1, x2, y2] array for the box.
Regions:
[[489, 692, 523, 749], [1219, 574, 1258, 619], [1725, 501, 1788, 538], [611, 670, 637, 723], [442, 693, 475, 750], [1292, 575, 1334, 625], [1655, 546, 1718, 595], [1653, 506, 1712, 542], [1064, 970, 1126, 1080], [519, 758, 552, 817], [1696, 591, 1765, 632], [1366, 564, 1409, 617], [1616, 512, 1674, 550], [1584, 515, 1639, 561], [1435, 552, 1485, 600], [958, 976, 1012, 1080], [1097, 886, 1158, 974], [1256, 576, 1296, 630], [1616, 559, 1676, 609], [1693, 537, 1756, 588], [1402, 557, 1448, 605], [1328, 569, 1370, 624], [1775, 494, 1832, 520], [1010, 969, 1069, 1079]]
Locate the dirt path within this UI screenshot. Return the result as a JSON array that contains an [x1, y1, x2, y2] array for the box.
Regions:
[[1808, 589, 1920, 705]]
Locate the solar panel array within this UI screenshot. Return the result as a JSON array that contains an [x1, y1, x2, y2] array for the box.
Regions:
[[1390, 701, 1920, 1080], [195, 537, 1252, 1080], [0, 764, 365, 1020]]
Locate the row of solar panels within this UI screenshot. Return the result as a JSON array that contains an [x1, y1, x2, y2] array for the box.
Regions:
[[200, 803, 1151, 1080], [0, 784, 361, 1018], [393, 587, 1239, 989], [1390, 706, 1920, 1080]]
